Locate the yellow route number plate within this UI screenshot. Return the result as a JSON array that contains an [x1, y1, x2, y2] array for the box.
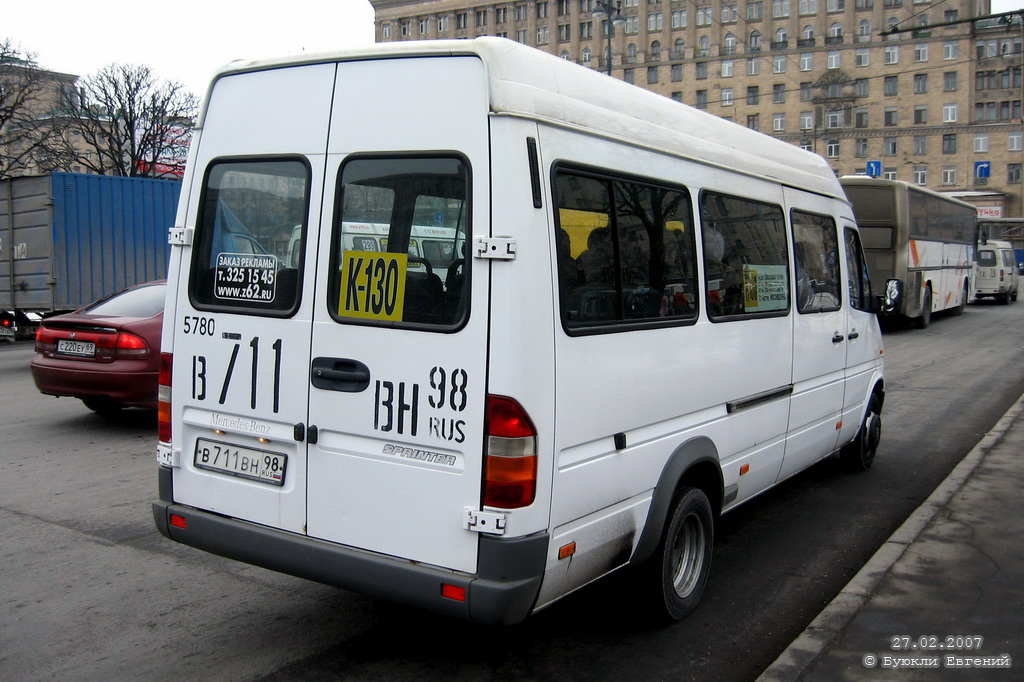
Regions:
[[339, 252, 407, 321]]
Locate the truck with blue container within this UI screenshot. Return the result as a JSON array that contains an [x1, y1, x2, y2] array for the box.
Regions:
[[0, 172, 181, 340]]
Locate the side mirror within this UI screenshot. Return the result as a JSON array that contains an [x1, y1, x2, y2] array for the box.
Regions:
[[880, 278, 902, 315]]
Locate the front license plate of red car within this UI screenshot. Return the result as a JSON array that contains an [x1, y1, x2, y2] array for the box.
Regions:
[[57, 339, 95, 357], [193, 438, 286, 486]]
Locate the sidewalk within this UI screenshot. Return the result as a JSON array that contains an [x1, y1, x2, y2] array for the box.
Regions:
[[759, 394, 1024, 680]]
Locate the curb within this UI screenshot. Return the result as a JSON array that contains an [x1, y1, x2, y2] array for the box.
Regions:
[[756, 392, 1024, 681]]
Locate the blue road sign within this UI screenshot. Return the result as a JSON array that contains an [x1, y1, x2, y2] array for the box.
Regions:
[[866, 161, 881, 177], [975, 161, 991, 178]]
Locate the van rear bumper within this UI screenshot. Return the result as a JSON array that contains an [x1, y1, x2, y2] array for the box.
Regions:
[[152, 470, 547, 625]]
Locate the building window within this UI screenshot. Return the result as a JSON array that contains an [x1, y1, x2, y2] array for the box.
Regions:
[[800, 111, 813, 129], [774, 113, 786, 131], [914, 43, 928, 62], [799, 0, 818, 15], [773, 0, 790, 17], [942, 167, 956, 185], [696, 90, 708, 108], [826, 140, 840, 158], [696, 62, 708, 79], [1009, 132, 1023, 152], [1009, 164, 1022, 184], [747, 86, 760, 104], [773, 83, 786, 103], [943, 103, 957, 123], [943, 134, 957, 154], [855, 78, 869, 97], [722, 88, 734, 106], [624, 68, 635, 84], [672, 63, 683, 81], [748, 1, 764, 21], [381, 23, 392, 38], [913, 106, 928, 124], [800, 82, 813, 100], [826, 110, 843, 128], [496, 7, 508, 23], [456, 12, 468, 29], [975, 134, 989, 153], [537, 2, 549, 18], [828, 51, 841, 69], [914, 136, 927, 155], [774, 55, 786, 73], [856, 48, 869, 67], [649, 12, 663, 30], [648, 66, 660, 84], [943, 41, 958, 60], [558, 23, 571, 41], [914, 73, 928, 94], [583, 47, 592, 64], [884, 76, 898, 96], [884, 137, 897, 155], [748, 58, 760, 75], [672, 10, 688, 28], [537, 26, 550, 44], [580, 21, 593, 39], [858, 20, 871, 42], [884, 108, 897, 126], [944, 72, 957, 92], [884, 45, 898, 65], [855, 109, 869, 127], [913, 167, 926, 186], [722, 60, 734, 77], [800, 53, 813, 71], [856, 138, 868, 157], [747, 114, 760, 130], [671, 91, 683, 102]]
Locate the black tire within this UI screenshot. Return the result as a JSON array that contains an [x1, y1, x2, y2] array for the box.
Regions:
[[1000, 292, 1010, 305], [82, 397, 122, 415], [915, 286, 932, 329], [643, 486, 714, 622], [841, 394, 882, 472]]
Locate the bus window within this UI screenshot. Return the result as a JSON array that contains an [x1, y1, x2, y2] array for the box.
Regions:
[[792, 210, 841, 313], [701, 192, 789, 320]]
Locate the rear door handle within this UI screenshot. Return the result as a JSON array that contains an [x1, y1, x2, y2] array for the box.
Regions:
[[848, 331, 860, 340], [311, 357, 370, 392], [832, 333, 845, 344]]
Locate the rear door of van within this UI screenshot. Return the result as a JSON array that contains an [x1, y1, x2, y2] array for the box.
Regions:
[[170, 64, 334, 534], [304, 56, 491, 574]]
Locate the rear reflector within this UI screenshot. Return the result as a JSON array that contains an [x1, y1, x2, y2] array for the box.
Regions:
[[484, 395, 538, 509], [441, 584, 466, 602], [170, 514, 187, 529]]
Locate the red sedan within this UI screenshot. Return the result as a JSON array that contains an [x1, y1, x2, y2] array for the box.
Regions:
[[31, 281, 165, 413]]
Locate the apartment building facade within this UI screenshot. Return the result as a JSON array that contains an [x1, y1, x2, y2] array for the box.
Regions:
[[370, 0, 1024, 217]]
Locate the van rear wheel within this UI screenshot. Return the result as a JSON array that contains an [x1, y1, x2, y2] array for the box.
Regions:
[[643, 486, 713, 622]]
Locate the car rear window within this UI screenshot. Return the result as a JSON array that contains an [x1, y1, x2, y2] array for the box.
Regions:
[[86, 284, 166, 318], [978, 250, 997, 267]]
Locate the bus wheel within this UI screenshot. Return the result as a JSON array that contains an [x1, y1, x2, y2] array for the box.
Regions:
[[915, 286, 932, 328], [841, 394, 882, 472], [645, 486, 713, 622]]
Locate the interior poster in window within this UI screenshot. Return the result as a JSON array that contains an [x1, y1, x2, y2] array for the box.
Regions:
[[743, 264, 788, 312], [215, 253, 278, 302]]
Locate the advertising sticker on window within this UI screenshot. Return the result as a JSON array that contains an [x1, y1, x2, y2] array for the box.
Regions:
[[215, 253, 278, 302], [743, 264, 788, 312]]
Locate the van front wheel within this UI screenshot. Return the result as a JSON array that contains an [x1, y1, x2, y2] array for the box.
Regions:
[[841, 394, 882, 472], [645, 486, 714, 622]]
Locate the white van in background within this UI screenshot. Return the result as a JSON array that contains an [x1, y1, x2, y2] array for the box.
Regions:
[[153, 38, 885, 625], [974, 240, 1018, 304]]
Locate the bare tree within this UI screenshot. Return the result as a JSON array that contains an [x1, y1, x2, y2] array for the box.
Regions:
[[0, 39, 75, 178], [63, 63, 197, 178]]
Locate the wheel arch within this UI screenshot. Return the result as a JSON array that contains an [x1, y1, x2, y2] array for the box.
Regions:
[[630, 436, 723, 566]]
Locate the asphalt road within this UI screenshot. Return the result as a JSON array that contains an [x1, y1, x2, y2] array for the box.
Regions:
[[2, 299, 1022, 682]]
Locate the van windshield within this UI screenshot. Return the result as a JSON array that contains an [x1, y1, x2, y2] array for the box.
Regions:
[[329, 156, 470, 329]]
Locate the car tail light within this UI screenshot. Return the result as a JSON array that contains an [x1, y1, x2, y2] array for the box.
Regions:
[[483, 395, 537, 509], [35, 326, 57, 353], [115, 332, 150, 358], [159, 353, 172, 444]]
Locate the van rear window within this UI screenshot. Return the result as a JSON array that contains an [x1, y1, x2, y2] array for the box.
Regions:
[[328, 156, 470, 330], [978, 250, 997, 267], [189, 159, 310, 316]]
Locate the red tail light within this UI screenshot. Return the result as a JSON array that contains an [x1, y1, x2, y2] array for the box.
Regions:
[[35, 327, 57, 353], [483, 395, 538, 509], [159, 353, 172, 443], [115, 332, 150, 357]]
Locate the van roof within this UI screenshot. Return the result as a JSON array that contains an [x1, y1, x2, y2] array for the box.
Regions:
[[203, 37, 845, 201]]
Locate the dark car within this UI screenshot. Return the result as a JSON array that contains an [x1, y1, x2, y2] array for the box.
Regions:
[[31, 281, 165, 413]]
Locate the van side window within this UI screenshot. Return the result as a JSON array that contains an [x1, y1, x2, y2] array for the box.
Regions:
[[553, 168, 698, 331], [329, 156, 470, 330], [844, 227, 872, 312], [701, 192, 789, 320], [792, 210, 841, 313], [189, 159, 310, 316]]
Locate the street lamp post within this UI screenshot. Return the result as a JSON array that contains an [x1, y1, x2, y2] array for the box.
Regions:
[[591, 0, 626, 77]]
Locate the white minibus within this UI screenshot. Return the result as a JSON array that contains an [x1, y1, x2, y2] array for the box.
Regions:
[[153, 38, 885, 625], [974, 239, 1019, 304]]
